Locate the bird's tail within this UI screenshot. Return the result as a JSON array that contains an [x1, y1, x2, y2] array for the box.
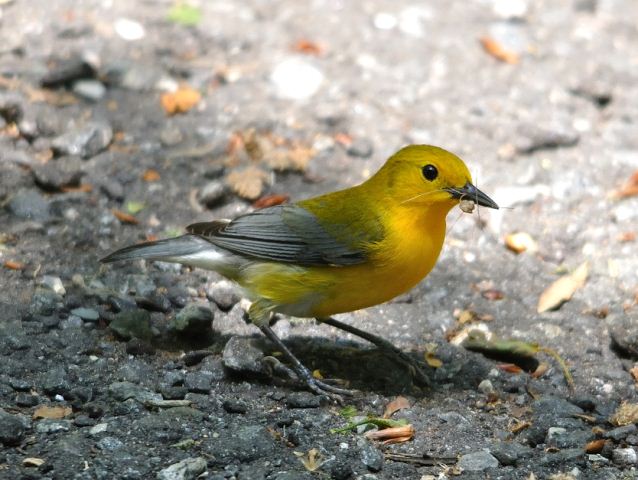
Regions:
[[101, 234, 220, 266]]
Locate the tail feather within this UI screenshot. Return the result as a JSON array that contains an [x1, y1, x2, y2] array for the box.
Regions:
[[100, 235, 212, 264]]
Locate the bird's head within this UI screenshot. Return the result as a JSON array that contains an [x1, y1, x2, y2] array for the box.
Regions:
[[373, 145, 499, 212]]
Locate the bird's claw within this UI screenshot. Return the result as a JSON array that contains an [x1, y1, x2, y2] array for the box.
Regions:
[[294, 365, 355, 404]]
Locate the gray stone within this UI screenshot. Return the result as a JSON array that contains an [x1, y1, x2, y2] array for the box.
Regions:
[[39, 275, 66, 295], [8, 189, 51, 221], [136, 293, 172, 313], [222, 399, 248, 414], [32, 156, 84, 191], [546, 427, 593, 449], [360, 440, 384, 472], [206, 280, 240, 311], [70, 307, 100, 322], [52, 122, 113, 159], [222, 336, 270, 377], [109, 381, 161, 404], [490, 442, 533, 466], [35, 419, 71, 434], [159, 126, 184, 147], [198, 180, 226, 208], [170, 304, 213, 336], [156, 456, 207, 480], [457, 451, 499, 471], [286, 391, 324, 409], [72, 79, 106, 101], [612, 447, 637, 466], [346, 137, 373, 158], [96, 436, 124, 451], [61, 315, 83, 329], [184, 371, 213, 393], [0, 91, 23, 122], [42, 366, 71, 396], [110, 310, 153, 341], [604, 424, 637, 441], [0, 409, 28, 445], [540, 448, 584, 465], [100, 179, 125, 200]]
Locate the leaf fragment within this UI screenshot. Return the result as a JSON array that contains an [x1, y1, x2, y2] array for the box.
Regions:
[[611, 170, 638, 199], [142, 169, 161, 182], [537, 262, 589, 313], [126, 201, 145, 214], [160, 86, 201, 115], [33, 405, 72, 419], [480, 36, 519, 64], [4, 260, 25, 270], [383, 396, 410, 419], [253, 193, 289, 209], [585, 439, 606, 454], [23, 458, 45, 467], [293, 39, 325, 56], [112, 209, 139, 225], [167, 3, 202, 26], [297, 448, 323, 472], [364, 424, 415, 444]]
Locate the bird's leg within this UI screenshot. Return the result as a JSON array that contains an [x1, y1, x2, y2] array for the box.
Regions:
[[257, 324, 355, 402], [317, 317, 431, 387]]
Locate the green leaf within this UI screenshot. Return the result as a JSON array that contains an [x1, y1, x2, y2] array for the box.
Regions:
[[339, 406, 358, 418], [126, 201, 145, 214], [330, 416, 408, 434], [168, 3, 202, 26]]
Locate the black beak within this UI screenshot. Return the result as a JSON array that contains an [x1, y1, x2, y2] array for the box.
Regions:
[[445, 182, 499, 209]]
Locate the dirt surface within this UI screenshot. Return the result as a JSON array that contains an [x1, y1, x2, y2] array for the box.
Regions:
[[1, 0, 638, 479]]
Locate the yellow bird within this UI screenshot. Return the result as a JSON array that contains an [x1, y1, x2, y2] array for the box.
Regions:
[[101, 145, 498, 399]]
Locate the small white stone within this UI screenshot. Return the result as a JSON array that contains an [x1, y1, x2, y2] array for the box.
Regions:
[[114, 18, 145, 41], [491, 0, 528, 19], [339, 442, 349, 449], [478, 379, 496, 395], [373, 12, 397, 30], [39, 275, 66, 295], [89, 423, 108, 435], [270, 58, 324, 100], [612, 447, 637, 466]]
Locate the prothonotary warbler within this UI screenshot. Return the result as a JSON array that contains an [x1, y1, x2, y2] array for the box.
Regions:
[[101, 145, 498, 400]]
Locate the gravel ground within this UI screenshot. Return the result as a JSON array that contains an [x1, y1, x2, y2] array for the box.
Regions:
[[1, 0, 638, 478]]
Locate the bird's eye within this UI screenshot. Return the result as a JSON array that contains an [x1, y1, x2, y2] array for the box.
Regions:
[[422, 164, 438, 181]]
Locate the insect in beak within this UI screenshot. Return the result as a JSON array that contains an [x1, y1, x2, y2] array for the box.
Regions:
[[445, 182, 499, 209]]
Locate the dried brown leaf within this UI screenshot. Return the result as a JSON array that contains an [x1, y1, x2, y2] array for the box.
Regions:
[[4, 260, 25, 270], [364, 425, 415, 444], [510, 420, 531, 433], [585, 439, 606, 453], [23, 458, 45, 468], [480, 36, 519, 64], [425, 351, 443, 368], [112, 209, 139, 225], [482, 289, 504, 301], [226, 166, 270, 200], [497, 363, 524, 374], [142, 169, 161, 182], [537, 262, 589, 313], [297, 448, 323, 472], [383, 396, 410, 419], [265, 146, 314, 172], [33, 405, 72, 420]]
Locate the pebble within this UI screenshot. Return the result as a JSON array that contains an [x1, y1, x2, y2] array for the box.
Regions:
[[285, 391, 325, 409], [32, 156, 84, 191], [35, 419, 71, 434], [8, 189, 51, 221], [198, 180, 227, 208], [159, 125, 184, 146], [457, 451, 499, 471], [182, 350, 213, 367], [135, 293, 172, 313], [89, 423, 108, 435], [490, 442, 532, 466], [491, 0, 528, 19], [70, 307, 100, 322], [540, 448, 584, 465], [515, 124, 579, 154], [0, 409, 28, 445], [359, 440, 384, 472], [109, 310, 153, 341], [60, 315, 83, 329], [0, 91, 23, 122], [612, 447, 637, 466], [167, 286, 189, 308], [52, 122, 113, 159], [10, 378, 33, 391], [39, 276, 66, 295], [126, 338, 156, 356], [478, 379, 497, 396], [184, 371, 214, 393], [161, 386, 187, 400], [41, 56, 95, 88], [109, 381, 161, 404], [604, 424, 637, 441], [114, 18, 146, 41], [100, 179, 125, 201], [346, 138, 374, 158], [15, 393, 40, 407], [72, 79, 107, 101], [42, 366, 71, 396], [73, 415, 96, 427], [156, 457, 207, 480], [271, 57, 324, 100], [223, 399, 248, 414], [222, 336, 270, 377], [96, 436, 124, 451], [170, 303, 213, 337], [206, 280, 241, 311]]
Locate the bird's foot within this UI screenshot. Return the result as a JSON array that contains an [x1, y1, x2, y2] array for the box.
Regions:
[[293, 363, 355, 404]]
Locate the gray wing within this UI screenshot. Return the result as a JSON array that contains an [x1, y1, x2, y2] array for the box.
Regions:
[[186, 205, 369, 266]]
